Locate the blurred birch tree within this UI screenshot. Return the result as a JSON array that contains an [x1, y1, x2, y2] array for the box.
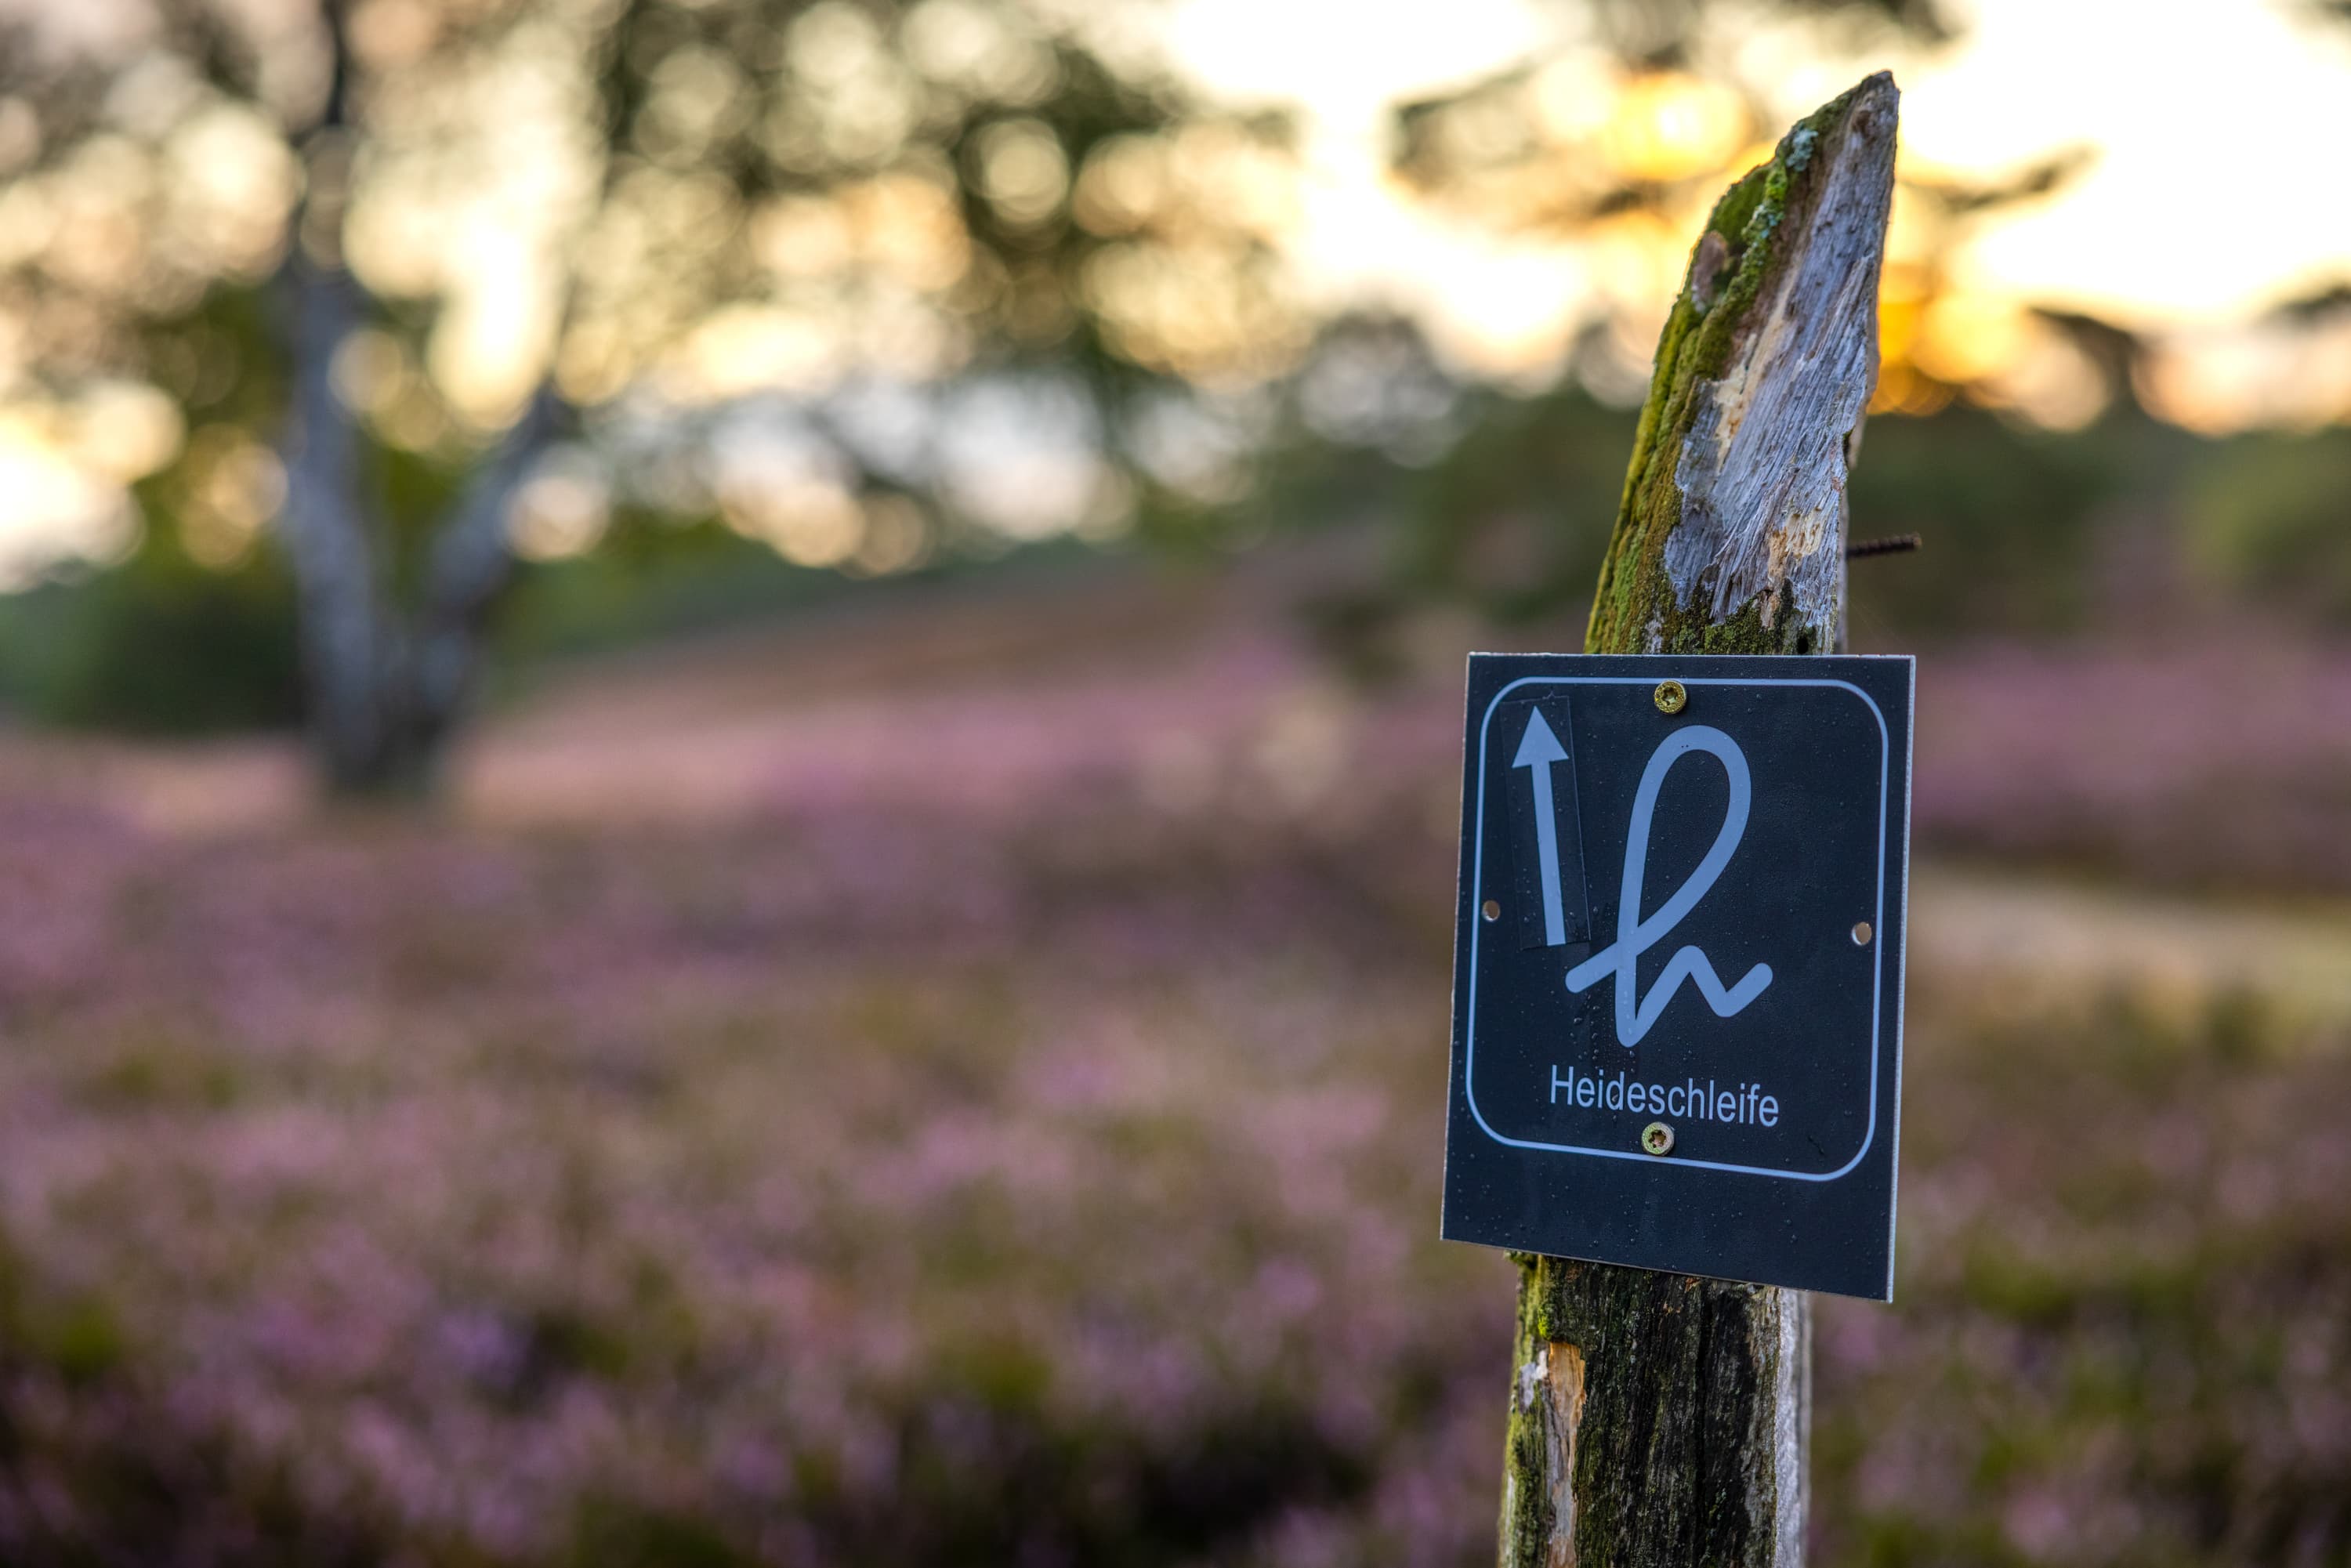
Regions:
[[0, 0, 1295, 791]]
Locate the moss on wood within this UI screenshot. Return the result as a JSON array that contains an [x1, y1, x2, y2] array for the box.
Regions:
[[1502, 1257, 1797, 1566], [1585, 74, 1895, 660]]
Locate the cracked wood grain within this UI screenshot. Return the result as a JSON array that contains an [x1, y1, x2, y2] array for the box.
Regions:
[[1585, 71, 1897, 661]]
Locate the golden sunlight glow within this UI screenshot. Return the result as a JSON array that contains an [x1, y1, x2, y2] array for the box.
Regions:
[[507, 449, 612, 562], [1081, 238, 1304, 387], [841, 171, 972, 291], [1598, 74, 1751, 186], [179, 425, 287, 569], [345, 18, 601, 432], [1874, 260, 1926, 368], [904, 0, 1056, 102], [844, 494, 932, 577], [63, 382, 183, 482], [1163, 0, 2351, 431], [1429, 242, 1592, 385], [1910, 292, 2031, 386], [2135, 313, 2351, 435], [15, 0, 2351, 588], [163, 104, 298, 279], [428, 232, 560, 426], [1974, 323, 2108, 431], [0, 409, 139, 588], [975, 118, 1070, 229], [0, 96, 38, 176], [670, 305, 846, 402], [723, 474, 866, 568], [1900, 0, 2351, 331], [1073, 135, 1167, 237], [750, 197, 857, 279], [346, 0, 440, 69]]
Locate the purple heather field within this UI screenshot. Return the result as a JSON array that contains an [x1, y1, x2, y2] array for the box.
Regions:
[[0, 569, 2347, 1566]]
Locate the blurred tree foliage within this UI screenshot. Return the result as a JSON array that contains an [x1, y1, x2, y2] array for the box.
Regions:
[[0, 0, 1293, 787], [0, 546, 303, 735], [1272, 374, 2139, 668], [7, 0, 2350, 752], [2185, 429, 2351, 625], [1366, 7, 2220, 656], [1391, 1, 1951, 237], [1840, 404, 2122, 639], [0, 277, 307, 731]]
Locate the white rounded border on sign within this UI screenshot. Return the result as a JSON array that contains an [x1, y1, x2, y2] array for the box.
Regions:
[[1460, 669, 1901, 1185]]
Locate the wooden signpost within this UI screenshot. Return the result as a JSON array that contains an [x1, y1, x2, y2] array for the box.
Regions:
[[1445, 73, 1904, 1566]]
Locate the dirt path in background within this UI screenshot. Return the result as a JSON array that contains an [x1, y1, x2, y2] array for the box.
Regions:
[[1908, 864, 2351, 1029]]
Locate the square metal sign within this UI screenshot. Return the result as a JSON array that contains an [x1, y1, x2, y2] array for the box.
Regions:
[[1440, 654, 1914, 1300]]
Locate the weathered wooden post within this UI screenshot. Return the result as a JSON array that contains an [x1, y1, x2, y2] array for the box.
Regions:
[[1496, 73, 1899, 1567]]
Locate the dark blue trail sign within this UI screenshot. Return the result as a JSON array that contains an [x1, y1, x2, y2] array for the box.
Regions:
[[1440, 654, 1914, 1300]]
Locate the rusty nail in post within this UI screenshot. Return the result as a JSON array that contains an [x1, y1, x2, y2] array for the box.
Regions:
[[1654, 679, 1688, 715], [1641, 1121, 1675, 1156], [1846, 532, 1923, 560]]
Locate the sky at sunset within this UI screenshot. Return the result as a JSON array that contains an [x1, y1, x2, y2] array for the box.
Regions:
[[1164, 0, 2351, 375]]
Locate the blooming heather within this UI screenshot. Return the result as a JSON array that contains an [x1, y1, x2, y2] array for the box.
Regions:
[[0, 603, 2342, 1564]]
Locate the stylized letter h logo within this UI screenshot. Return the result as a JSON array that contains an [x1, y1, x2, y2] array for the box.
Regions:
[[1564, 726, 1773, 1046]]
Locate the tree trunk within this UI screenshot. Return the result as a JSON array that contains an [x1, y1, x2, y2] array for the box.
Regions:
[[279, 260, 560, 798], [408, 382, 568, 771], [280, 256, 408, 795], [271, 0, 561, 799], [1498, 71, 1896, 1568]]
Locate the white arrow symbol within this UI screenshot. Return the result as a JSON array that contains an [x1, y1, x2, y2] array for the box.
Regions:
[[1512, 706, 1570, 947]]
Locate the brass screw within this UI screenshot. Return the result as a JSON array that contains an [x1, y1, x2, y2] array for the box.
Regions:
[[1654, 679, 1688, 715], [1641, 1121, 1675, 1156], [1482, 900, 1501, 922], [1851, 921, 1873, 947]]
